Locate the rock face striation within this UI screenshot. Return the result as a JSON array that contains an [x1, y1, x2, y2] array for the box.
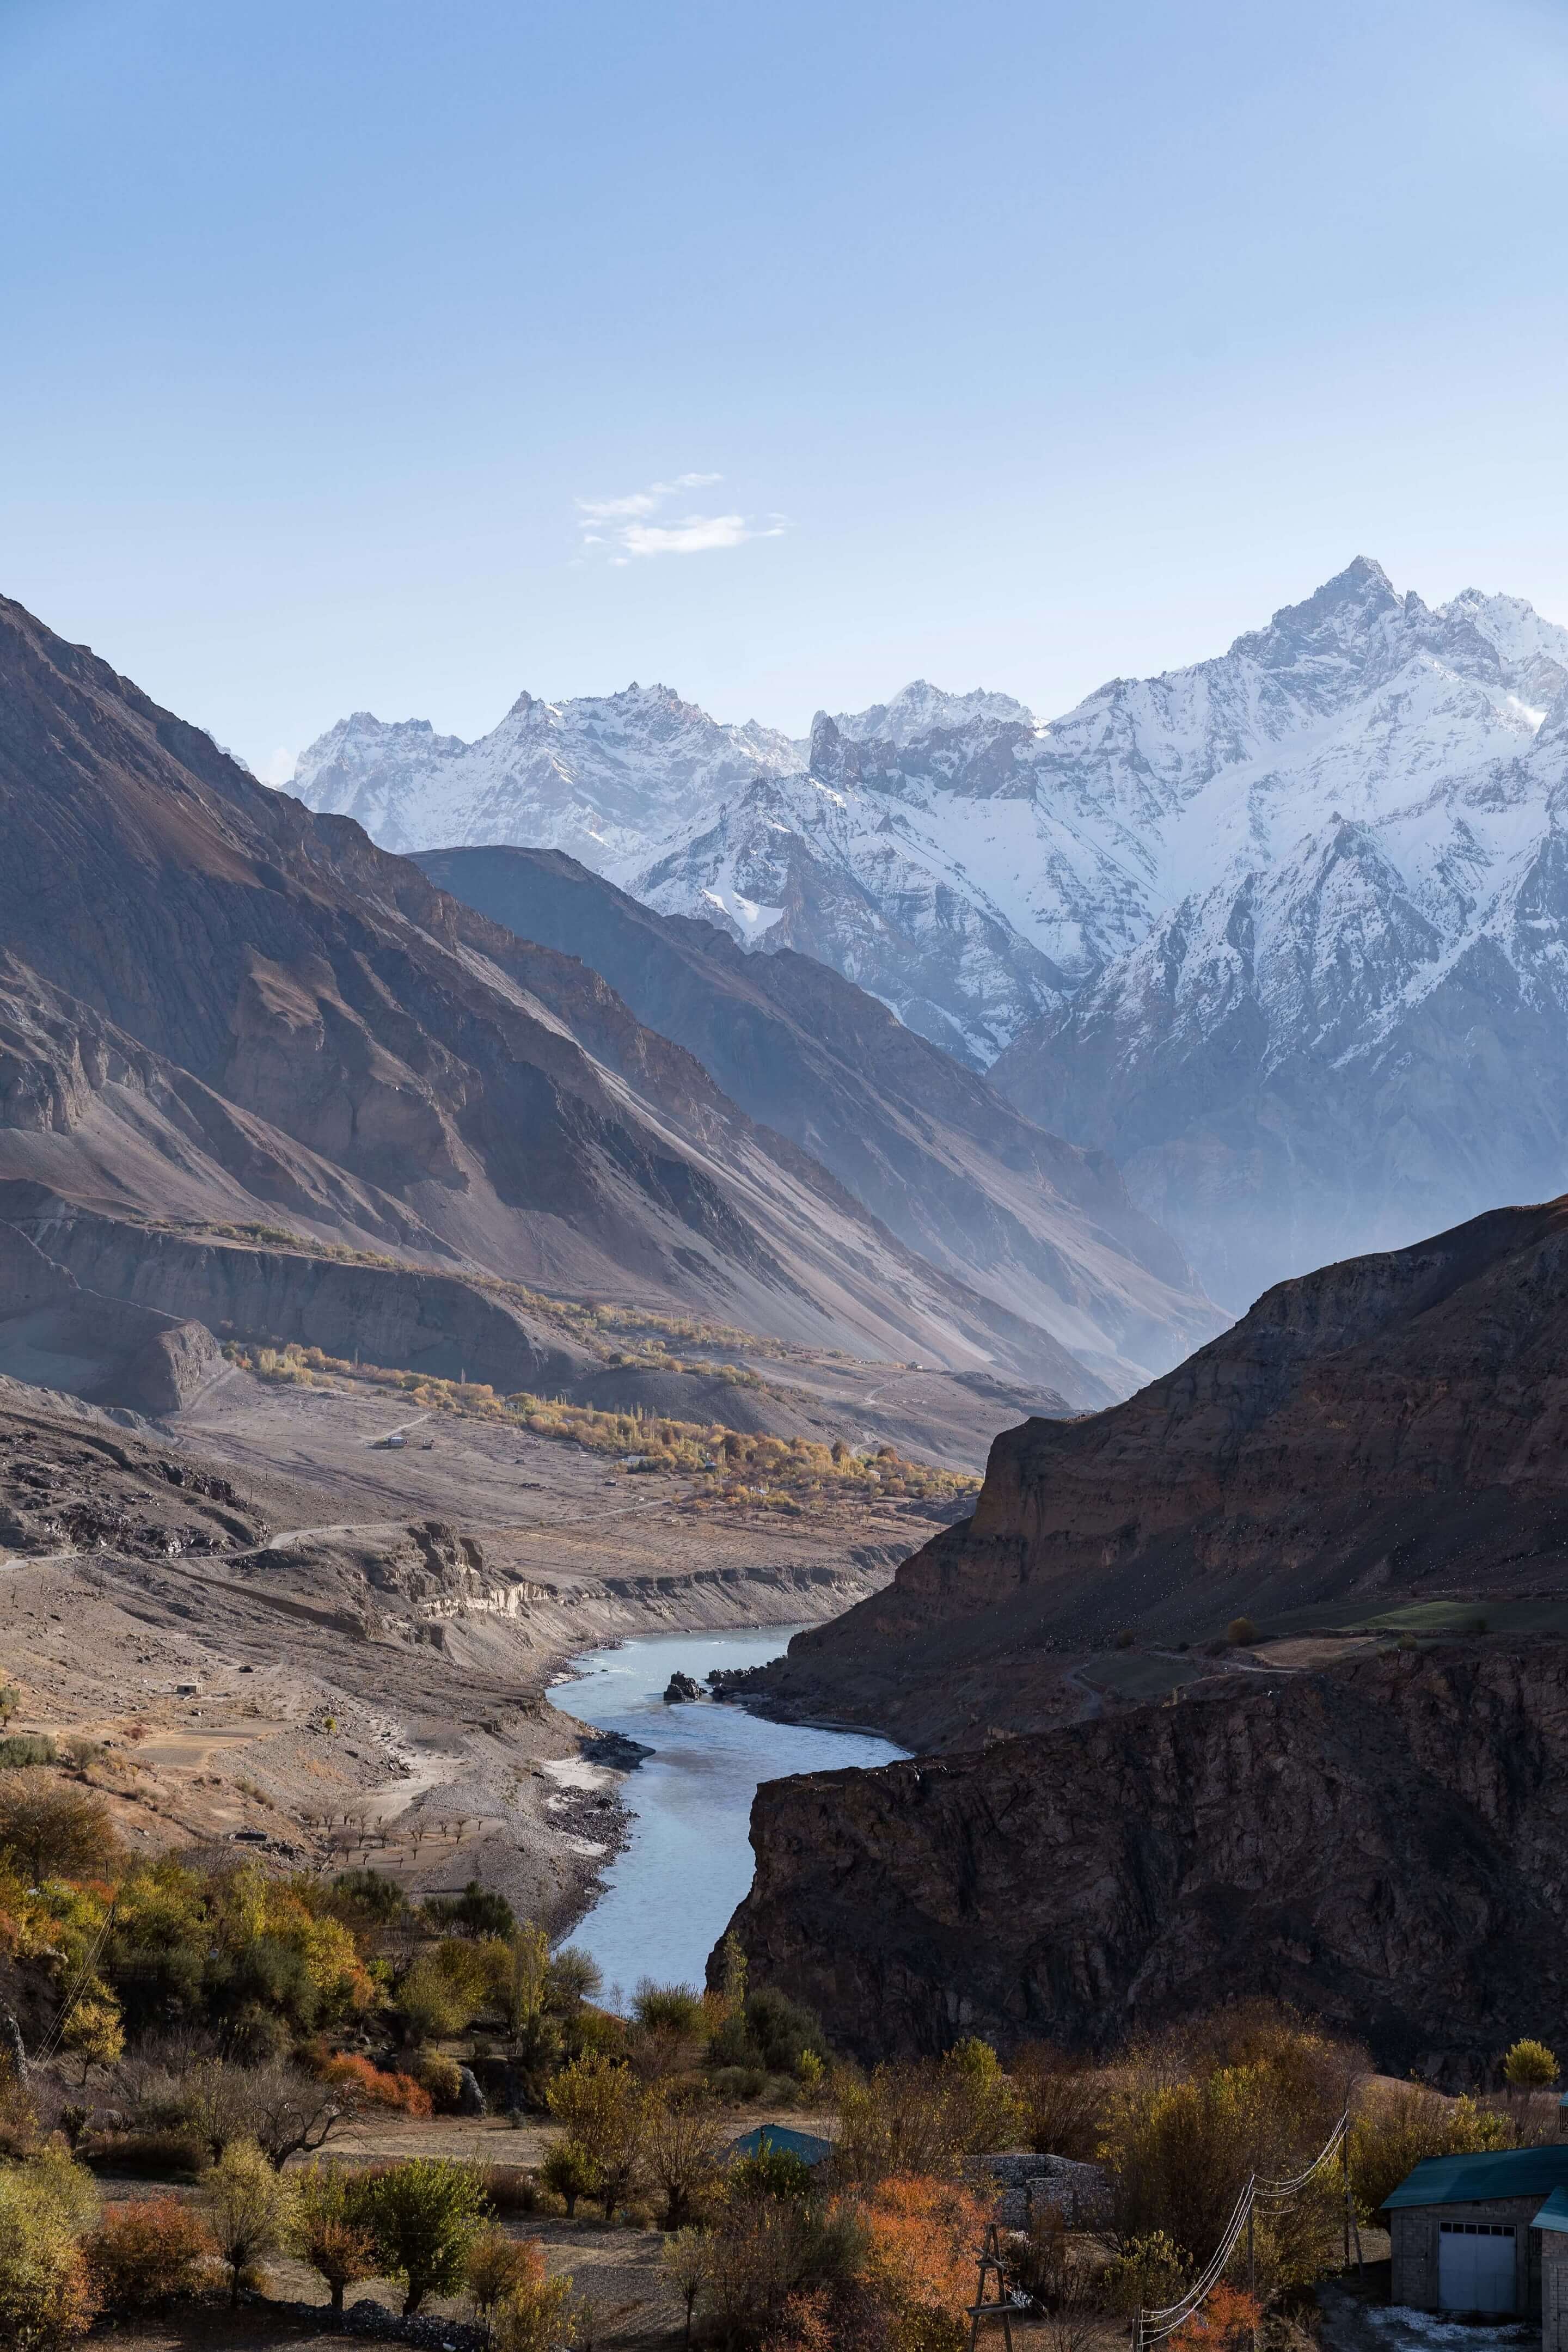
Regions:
[[0, 1214, 224, 1416], [744, 1197, 1568, 1751], [720, 1642, 1568, 2074]]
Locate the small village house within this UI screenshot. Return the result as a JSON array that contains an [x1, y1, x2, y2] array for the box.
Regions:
[[1385, 2147, 1568, 2342]]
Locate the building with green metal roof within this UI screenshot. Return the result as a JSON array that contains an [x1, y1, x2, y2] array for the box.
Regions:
[[724, 2125, 834, 2168], [1384, 2146, 1568, 2340], [1385, 2148, 1568, 2211]]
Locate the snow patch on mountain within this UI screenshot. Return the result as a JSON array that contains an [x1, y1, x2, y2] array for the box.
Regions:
[[291, 559, 1568, 1107]]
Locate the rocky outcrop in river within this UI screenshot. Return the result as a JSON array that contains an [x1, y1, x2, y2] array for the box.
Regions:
[[721, 1641, 1568, 2073]]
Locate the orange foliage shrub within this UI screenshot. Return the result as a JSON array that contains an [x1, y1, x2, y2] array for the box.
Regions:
[[467, 2230, 546, 2315], [320, 2051, 433, 2116], [862, 2173, 988, 2338], [1172, 2284, 1263, 2352], [85, 2197, 216, 2310]]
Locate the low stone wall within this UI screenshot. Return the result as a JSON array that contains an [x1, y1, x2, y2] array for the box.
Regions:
[[963, 2152, 1110, 2230]]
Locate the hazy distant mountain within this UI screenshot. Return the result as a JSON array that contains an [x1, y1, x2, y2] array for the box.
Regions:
[[295, 685, 804, 867], [296, 559, 1568, 1304], [414, 845, 1222, 1398]]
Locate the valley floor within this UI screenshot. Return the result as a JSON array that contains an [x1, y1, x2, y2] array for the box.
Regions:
[[0, 1364, 937, 1935]]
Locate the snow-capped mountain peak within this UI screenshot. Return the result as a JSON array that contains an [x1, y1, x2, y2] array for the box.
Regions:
[[825, 678, 1039, 748], [291, 681, 805, 862], [291, 560, 1568, 1128]]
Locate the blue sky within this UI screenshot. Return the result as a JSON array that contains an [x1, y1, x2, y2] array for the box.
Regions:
[[3, 0, 1568, 774]]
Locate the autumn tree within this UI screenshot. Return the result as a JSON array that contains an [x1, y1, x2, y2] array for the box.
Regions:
[[290, 2163, 378, 2314], [546, 2055, 650, 2220], [0, 1773, 114, 1883], [201, 2139, 294, 2307], [364, 2158, 489, 2316]]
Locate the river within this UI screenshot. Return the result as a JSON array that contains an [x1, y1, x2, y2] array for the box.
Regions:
[[547, 1624, 903, 2001]]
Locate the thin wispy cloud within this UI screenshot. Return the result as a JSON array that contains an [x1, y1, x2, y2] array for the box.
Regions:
[[574, 473, 786, 562]]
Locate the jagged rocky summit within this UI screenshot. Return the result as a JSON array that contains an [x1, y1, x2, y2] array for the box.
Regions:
[[295, 561, 1568, 1307]]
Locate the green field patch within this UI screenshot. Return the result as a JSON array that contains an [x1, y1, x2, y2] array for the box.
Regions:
[[1346, 1596, 1568, 1637]]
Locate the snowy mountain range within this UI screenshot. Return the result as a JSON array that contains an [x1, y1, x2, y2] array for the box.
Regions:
[[293, 558, 1568, 1306]]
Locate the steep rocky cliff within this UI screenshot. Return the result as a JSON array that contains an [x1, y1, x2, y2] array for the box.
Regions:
[[744, 1197, 1568, 1748], [722, 1643, 1568, 2073]]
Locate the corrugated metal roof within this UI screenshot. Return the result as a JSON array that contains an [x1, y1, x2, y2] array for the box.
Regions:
[[1383, 2147, 1568, 2210], [726, 2124, 834, 2167], [1534, 2187, 1568, 2234]]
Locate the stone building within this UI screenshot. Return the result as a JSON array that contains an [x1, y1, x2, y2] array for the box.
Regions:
[[1385, 2147, 1568, 2338]]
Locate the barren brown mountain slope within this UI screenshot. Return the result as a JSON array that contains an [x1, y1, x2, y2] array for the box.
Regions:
[[0, 593, 1109, 1399], [721, 1641, 1568, 2074], [740, 1197, 1568, 1748], [414, 845, 1221, 1395]]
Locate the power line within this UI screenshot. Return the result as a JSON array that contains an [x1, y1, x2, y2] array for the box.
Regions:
[[1134, 2110, 1350, 2352]]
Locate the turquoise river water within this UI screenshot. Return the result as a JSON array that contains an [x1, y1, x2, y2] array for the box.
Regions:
[[546, 1624, 903, 2000]]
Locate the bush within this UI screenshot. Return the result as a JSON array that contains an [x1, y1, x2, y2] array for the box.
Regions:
[[1004, 2202, 1080, 2307], [545, 1947, 602, 2013], [1102, 2011, 1354, 2289], [731, 2147, 817, 2204], [201, 2138, 295, 2306], [862, 2172, 988, 2348], [744, 1987, 824, 2078], [85, 2197, 215, 2311], [481, 2166, 543, 2215], [1099, 2232, 1191, 2318], [364, 2157, 491, 2316], [1171, 2282, 1262, 2352], [467, 2227, 543, 2317], [834, 2054, 1014, 2188], [940, 2038, 1021, 2152], [709, 2063, 768, 2104], [291, 2162, 378, 2314], [690, 2179, 862, 2350], [0, 2161, 99, 2352], [416, 2051, 466, 2112], [424, 1881, 516, 1940], [81, 2126, 209, 2179], [0, 1736, 57, 1769], [0, 1772, 115, 1882], [399, 1951, 479, 2043], [1350, 2084, 1512, 2218], [330, 1867, 408, 1925], [1225, 1618, 1258, 1647], [320, 2051, 433, 2117], [491, 2264, 581, 2352], [1504, 2038, 1559, 2091], [634, 1981, 707, 2036], [1010, 2044, 1105, 2162], [539, 2141, 599, 2218]]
